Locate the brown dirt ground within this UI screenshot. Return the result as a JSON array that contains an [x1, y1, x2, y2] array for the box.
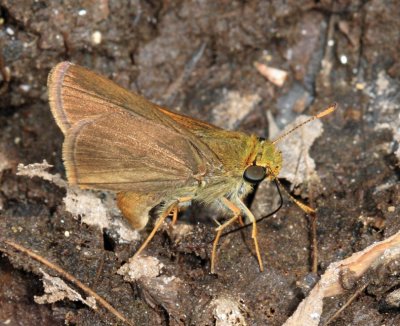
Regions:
[[1, 1, 400, 325]]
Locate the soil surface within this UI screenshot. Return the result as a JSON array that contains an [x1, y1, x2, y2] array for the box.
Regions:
[[1, 1, 400, 325]]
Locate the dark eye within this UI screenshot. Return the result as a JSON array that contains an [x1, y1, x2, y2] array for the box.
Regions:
[[243, 165, 267, 183]]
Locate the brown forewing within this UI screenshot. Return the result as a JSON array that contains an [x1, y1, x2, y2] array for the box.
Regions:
[[63, 111, 203, 192], [48, 62, 165, 133]]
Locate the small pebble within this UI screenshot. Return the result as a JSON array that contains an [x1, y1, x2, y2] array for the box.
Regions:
[[91, 31, 102, 45], [340, 55, 348, 64], [6, 27, 14, 35], [355, 82, 366, 90], [20, 84, 31, 92]]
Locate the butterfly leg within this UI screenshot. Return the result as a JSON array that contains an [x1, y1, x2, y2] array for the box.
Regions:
[[213, 198, 264, 273], [236, 198, 264, 272], [171, 207, 179, 225], [211, 198, 242, 273], [133, 197, 192, 258], [170, 197, 192, 225], [133, 201, 178, 258], [170, 196, 191, 226]]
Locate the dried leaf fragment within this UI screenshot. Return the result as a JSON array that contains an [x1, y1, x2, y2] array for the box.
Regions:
[[17, 160, 67, 188], [16, 161, 139, 242], [211, 297, 247, 326], [34, 270, 97, 309], [277, 115, 323, 187], [212, 90, 261, 130], [118, 255, 164, 281]]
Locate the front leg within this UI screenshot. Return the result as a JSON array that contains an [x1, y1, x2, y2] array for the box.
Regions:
[[211, 198, 241, 273], [211, 197, 263, 273], [233, 197, 264, 272]]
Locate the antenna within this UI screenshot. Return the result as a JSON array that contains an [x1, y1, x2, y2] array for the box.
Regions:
[[272, 103, 337, 144]]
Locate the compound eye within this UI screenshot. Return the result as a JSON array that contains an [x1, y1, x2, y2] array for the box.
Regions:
[[243, 165, 267, 183]]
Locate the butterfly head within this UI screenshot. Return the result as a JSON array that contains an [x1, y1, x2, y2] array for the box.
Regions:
[[243, 138, 282, 184]]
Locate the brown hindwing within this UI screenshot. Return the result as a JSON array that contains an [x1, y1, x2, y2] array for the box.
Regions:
[[117, 192, 163, 230]]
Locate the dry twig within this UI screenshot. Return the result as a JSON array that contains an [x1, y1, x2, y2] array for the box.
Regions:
[[283, 230, 400, 326], [1, 239, 134, 326]]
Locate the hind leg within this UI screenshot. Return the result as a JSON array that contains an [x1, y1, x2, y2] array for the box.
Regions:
[[133, 197, 192, 258]]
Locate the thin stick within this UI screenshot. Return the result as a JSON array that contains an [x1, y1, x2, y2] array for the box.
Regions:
[[2, 239, 134, 326], [302, 131, 319, 274], [322, 283, 368, 326], [310, 212, 318, 274], [306, 172, 318, 274]]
